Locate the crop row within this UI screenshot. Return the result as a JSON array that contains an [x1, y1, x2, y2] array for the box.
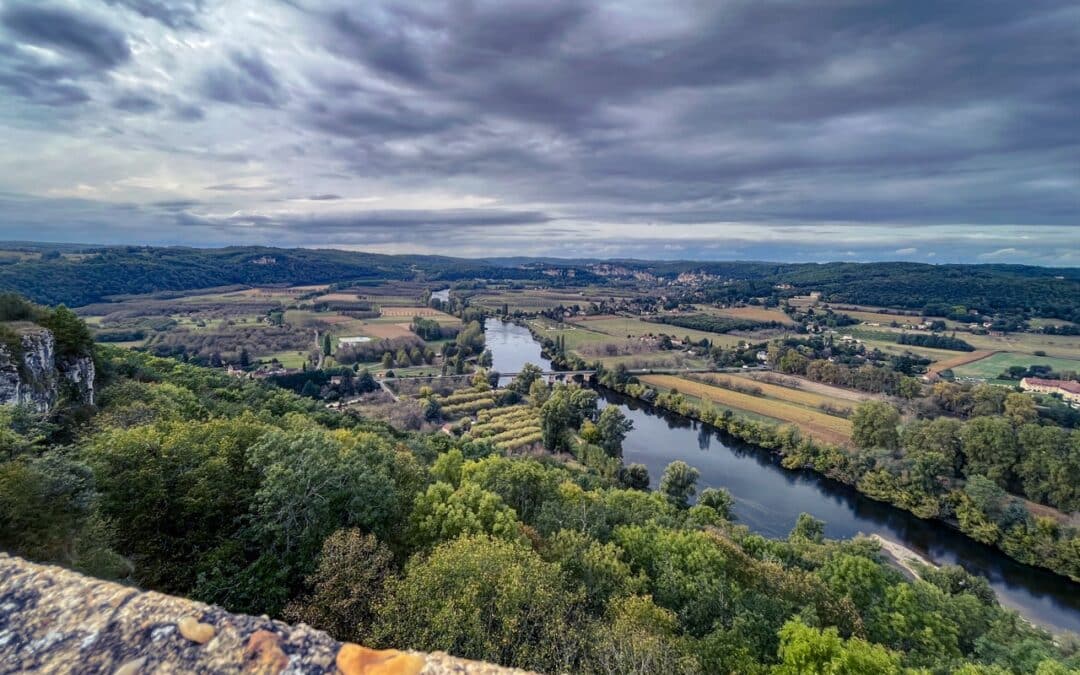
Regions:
[[476, 404, 530, 422], [441, 398, 496, 416], [496, 431, 543, 450], [471, 412, 538, 435], [438, 389, 492, 405]]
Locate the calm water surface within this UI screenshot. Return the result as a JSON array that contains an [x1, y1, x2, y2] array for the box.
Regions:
[[484, 319, 1080, 634]]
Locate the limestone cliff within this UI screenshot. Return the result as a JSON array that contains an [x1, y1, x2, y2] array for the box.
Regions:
[[0, 553, 528, 674], [0, 326, 95, 412]]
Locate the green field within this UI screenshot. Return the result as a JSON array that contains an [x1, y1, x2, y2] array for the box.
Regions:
[[526, 318, 613, 350], [576, 316, 745, 347], [951, 352, 1080, 381]]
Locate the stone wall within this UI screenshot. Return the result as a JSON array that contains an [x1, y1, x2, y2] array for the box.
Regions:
[[0, 554, 529, 674]]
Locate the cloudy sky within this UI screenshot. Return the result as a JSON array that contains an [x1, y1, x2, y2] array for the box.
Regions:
[[0, 0, 1077, 264]]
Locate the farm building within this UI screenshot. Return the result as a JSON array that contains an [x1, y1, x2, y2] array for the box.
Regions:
[[1020, 377, 1080, 406]]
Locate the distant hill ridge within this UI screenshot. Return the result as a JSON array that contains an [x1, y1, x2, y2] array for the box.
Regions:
[[0, 243, 1078, 321]]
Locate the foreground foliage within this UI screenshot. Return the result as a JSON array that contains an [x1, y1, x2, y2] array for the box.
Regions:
[[1, 346, 1078, 673]]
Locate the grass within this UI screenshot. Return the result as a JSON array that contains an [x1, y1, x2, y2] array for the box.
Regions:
[[597, 353, 712, 369], [960, 332, 1080, 360], [639, 374, 854, 447], [263, 351, 309, 368], [839, 310, 926, 325], [575, 316, 745, 347], [698, 305, 795, 325], [1029, 317, 1077, 329], [951, 352, 1080, 381], [927, 350, 997, 375], [527, 317, 613, 350]]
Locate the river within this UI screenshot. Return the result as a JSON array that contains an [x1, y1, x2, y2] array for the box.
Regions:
[[483, 318, 1080, 634]]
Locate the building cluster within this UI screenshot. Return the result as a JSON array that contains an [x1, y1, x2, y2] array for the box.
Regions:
[[1020, 377, 1080, 406]]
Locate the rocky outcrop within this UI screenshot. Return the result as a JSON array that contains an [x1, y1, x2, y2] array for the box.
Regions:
[[0, 554, 531, 674], [0, 327, 94, 412]]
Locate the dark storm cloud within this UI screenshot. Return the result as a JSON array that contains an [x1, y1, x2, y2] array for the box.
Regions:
[[113, 92, 160, 114], [290, 0, 1080, 228], [199, 50, 286, 108], [171, 102, 205, 121], [0, 43, 91, 106], [1, 1, 1078, 262], [103, 0, 206, 30], [227, 208, 553, 231], [0, 3, 133, 107], [0, 4, 130, 69]]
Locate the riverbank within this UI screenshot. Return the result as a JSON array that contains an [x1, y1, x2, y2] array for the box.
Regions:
[[599, 375, 1080, 587], [483, 318, 1080, 634]]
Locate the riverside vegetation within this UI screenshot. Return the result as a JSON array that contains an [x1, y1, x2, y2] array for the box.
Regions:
[[598, 363, 1080, 585], [1, 300, 1079, 673]]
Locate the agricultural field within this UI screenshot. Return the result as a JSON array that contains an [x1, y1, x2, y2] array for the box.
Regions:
[[434, 388, 497, 418], [698, 305, 795, 325], [950, 352, 1080, 381], [926, 350, 997, 376], [960, 331, 1080, 360], [594, 352, 711, 370], [1029, 317, 1077, 329], [468, 404, 543, 451], [844, 328, 970, 362], [526, 317, 613, 351], [836, 309, 928, 326], [639, 374, 854, 447], [688, 373, 856, 412], [740, 372, 876, 402], [470, 290, 595, 312], [570, 315, 745, 347], [74, 282, 462, 368]]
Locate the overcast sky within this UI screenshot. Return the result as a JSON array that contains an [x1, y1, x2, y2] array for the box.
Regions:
[[0, 0, 1077, 264]]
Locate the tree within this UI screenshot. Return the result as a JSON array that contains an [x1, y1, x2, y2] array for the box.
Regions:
[[620, 463, 651, 491], [321, 333, 332, 357], [775, 619, 902, 675], [596, 406, 633, 457], [239, 347, 251, 369], [697, 487, 735, 520], [588, 595, 693, 674], [613, 524, 729, 636], [1003, 393, 1037, 427], [282, 529, 394, 643], [960, 416, 1018, 487], [407, 482, 524, 549], [540, 389, 573, 452], [39, 305, 93, 358], [541, 529, 644, 615], [790, 512, 825, 543], [659, 461, 699, 509], [528, 378, 549, 405], [421, 397, 442, 422], [897, 376, 922, 399], [374, 535, 585, 672], [381, 352, 394, 369], [511, 363, 543, 394], [852, 401, 900, 451]]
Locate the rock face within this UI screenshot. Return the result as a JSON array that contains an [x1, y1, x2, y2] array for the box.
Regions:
[[0, 327, 94, 412], [0, 554, 532, 674]]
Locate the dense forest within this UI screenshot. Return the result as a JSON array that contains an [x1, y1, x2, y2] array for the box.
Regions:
[[3, 244, 1079, 322], [1, 307, 1079, 671]]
